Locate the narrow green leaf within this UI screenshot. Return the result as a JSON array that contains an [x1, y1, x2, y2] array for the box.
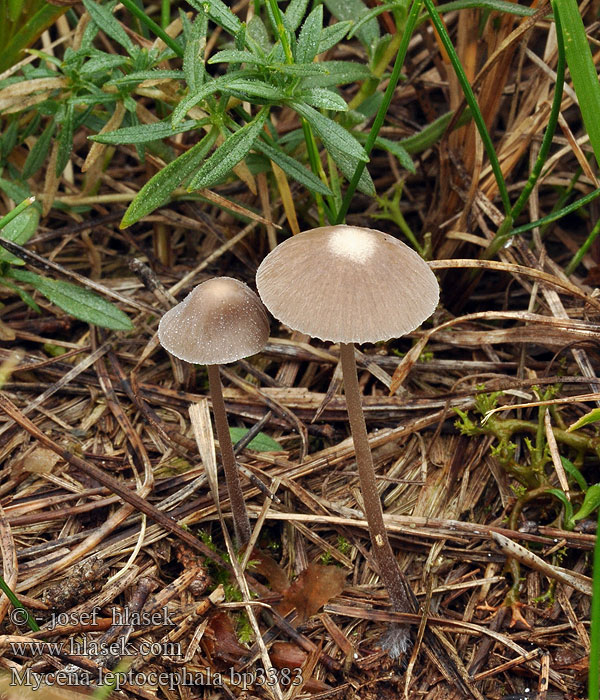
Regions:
[[327, 143, 375, 195], [348, 2, 399, 38], [285, 0, 310, 30], [82, 0, 135, 54], [110, 69, 184, 85], [225, 78, 285, 101], [189, 109, 268, 190], [572, 484, 600, 523], [0, 207, 39, 265], [256, 139, 332, 195], [187, 0, 242, 36], [0, 3, 67, 74], [0, 276, 41, 312], [0, 178, 31, 204], [318, 20, 353, 54], [547, 488, 575, 530], [299, 60, 371, 88], [0, 574, 39, 632], [183, 11, 208, 92], [247, 16, 272, 52], [90, 119, 198, 145], [121, 129, 218, 227], [23, 121, 55, 179], [229, 427, 282, 451], [436, 0, 538, 16], [423, 0, 510, 213], [55, 103, 74, 177], [271, 62, 330, 77], [561, 456, 588, 492], [297, 87, 348, 112], [207, 49, 265, 66], [291, 101, 368, 161], [171, 71, 248, 124], [553, 0, 600, 169], [80, 54, 129, 76], [324, 0, 380, 54], [357, 133, 416, 172], [568, 407, 600, 433], [8, 269, 133, 331], [296, 5, 322, 64]]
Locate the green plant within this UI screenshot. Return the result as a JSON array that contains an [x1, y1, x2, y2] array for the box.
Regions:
[[0, 0, 69, 73], [0, 197, 132, 329]]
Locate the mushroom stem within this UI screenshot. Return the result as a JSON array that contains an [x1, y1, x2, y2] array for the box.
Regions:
[[207, 364, 252, 546], [339, 342, 414, 615]]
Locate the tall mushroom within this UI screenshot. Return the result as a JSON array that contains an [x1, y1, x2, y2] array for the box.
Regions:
[[158, 276, 269, 546], [256, 225, 439, 628]]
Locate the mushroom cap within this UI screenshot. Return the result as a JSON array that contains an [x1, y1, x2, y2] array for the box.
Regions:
[[158, 277, 269, 365], [256, 225, 439, 344]]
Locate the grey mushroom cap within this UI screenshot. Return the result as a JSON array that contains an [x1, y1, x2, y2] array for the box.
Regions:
[[158, 277, 269, 365], [256, 225, 439, 344]]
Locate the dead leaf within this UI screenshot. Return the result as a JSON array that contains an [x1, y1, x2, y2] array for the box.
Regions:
[[277, 563, 347, 623], [204, 612, 248, 662], [269, 643, 332, 693], [250, 549, 289, 593], [13, 447, 61, 475]]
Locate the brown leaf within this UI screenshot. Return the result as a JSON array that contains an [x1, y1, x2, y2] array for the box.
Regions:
[[269, 643, 332, 693], [13, 447, 61, 475], [250, 549, 289, 593], [204, 612, 248, 662], [277, 563, 347, 623]]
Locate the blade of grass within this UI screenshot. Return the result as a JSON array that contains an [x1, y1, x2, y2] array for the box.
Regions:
[[0, 574, 39, 632], [590, 504, 600, 700], [484, 6, 566, 259], [508, 187, 600, 237], [335, 0, 423, 224], [565, 212, 600, 277], [0, 3, 67, 73], [0, 195, 35, 229], [119, 0, 183, 56], [510, 6, 565, 222], [552, 0, 600, 170], [421, 0, 510, 214]]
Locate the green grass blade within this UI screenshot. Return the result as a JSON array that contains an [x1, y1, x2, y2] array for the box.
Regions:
[[0, 3, 67, 72], [510, 4, 565, 222], [553, 0, 600, 169], [0, 575, 39, 632], [335, 0, 423, 223], [565, 215, 600, 277], [508, 187, 600, 236], [590, 504, 600, 700], [118, 0, 182, 56], [422, 0, 510, 214]]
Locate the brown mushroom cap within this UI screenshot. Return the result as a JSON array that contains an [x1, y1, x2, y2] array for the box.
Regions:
[[256, 225, 439, 344], [158, 277, 269, 364]]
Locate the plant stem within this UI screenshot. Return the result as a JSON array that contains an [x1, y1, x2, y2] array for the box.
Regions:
[[589, 504, 600, 700], [119, 0, 182, 56], [423, 0, 510, 215], [207, 364, 251, 546], [336, 0, 423, 224], [339, 343, 414, 615], [0, 195, 35, 230]]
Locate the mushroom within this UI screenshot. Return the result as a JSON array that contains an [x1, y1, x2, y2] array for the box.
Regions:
[[256, 225, 439, 623], [158, 276, 269, 545]]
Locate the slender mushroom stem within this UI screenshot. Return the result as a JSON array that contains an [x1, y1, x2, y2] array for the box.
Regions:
[[206, 364, 252, 546], [339, 342, 414, 615]]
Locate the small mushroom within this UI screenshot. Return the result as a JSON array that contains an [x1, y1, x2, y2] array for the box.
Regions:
[[256, 225, 439, 624], [158, 277, 269, 545]]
